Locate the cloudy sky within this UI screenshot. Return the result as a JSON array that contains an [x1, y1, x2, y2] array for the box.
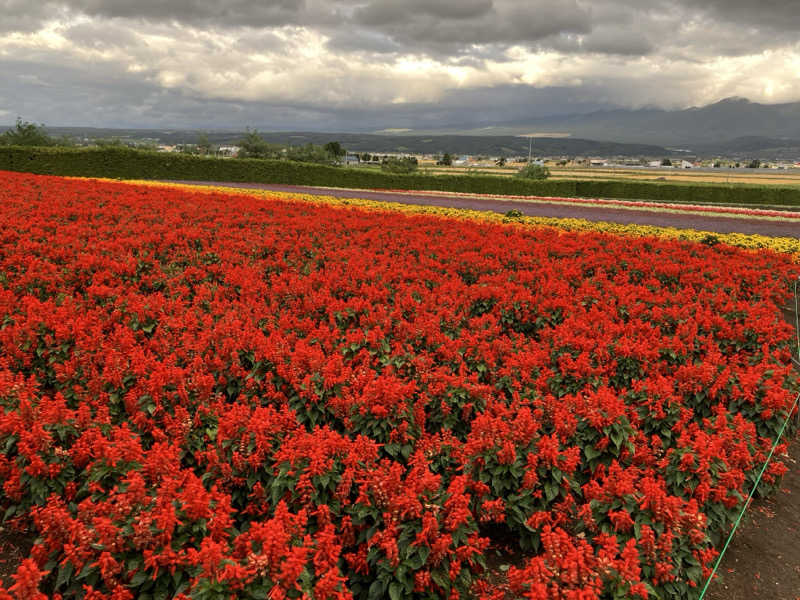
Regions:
[[2, 0, 800, 131]]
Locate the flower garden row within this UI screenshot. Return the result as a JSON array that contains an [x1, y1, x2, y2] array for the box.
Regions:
[[0, 171, 798, 600], [369, 187, 800, 219], [127, 180, 800, 257]]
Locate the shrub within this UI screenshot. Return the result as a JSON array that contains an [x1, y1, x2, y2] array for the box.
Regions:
[[516, 163, 550, 180], [2, 146, 800, 207], [382, 156, 419, 174]]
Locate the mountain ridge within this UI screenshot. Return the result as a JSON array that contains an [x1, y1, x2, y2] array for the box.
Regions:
[[403, 97, 800, 149]]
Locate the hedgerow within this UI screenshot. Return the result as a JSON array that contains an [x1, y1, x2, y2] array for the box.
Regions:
[[2, 146, 800, 206]]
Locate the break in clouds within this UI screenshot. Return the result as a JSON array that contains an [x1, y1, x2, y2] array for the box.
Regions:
[[2, 0, 800, 129]]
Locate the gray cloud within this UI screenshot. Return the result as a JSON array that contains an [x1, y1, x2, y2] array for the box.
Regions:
[[71, 0, 308, 27], [0, 57, 619, 130], [678, 0, 800, 30], [4, 0, 796, 57], [355, 0, 493, 25], [2, 0, 800, 131], [351, 0, 592, 54], [62, 21, 142, 49]]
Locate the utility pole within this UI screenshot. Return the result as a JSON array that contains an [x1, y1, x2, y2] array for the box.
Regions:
[[528, 136, 532, 163]]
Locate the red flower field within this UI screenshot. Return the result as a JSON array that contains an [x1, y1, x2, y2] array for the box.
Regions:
[[0, 171, 797, 600]]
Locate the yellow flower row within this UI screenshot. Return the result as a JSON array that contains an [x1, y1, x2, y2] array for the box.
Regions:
[[102, 178, 800, 259]]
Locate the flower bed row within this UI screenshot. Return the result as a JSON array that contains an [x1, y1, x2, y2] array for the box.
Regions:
[[118, 179, 800, 257], [368, 188, 800, 219], [0, 171, 798, 600]]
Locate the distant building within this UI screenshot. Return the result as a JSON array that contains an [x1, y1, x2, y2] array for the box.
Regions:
[[344, 152, 361, 165], [218, 146, 240, 157]]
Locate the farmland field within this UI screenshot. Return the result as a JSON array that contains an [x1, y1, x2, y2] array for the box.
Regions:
[[419, 164, 800, 188], [0, 171, 798, 599]]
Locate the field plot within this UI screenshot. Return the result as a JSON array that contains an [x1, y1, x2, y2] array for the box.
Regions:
[[0, 171, 798, 600], [422, 165, 800, 188]]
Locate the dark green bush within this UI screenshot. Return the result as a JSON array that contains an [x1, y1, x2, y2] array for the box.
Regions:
[[516, 163, 550, 180], [1, 146, 799, 207], [381, 156, 418, 174]]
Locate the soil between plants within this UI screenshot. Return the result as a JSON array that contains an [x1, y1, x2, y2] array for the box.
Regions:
[[0, 522, 33, 588], [704, 433, 800, 600]]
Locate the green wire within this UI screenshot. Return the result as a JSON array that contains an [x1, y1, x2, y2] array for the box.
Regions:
[[696, 390, 800, 599], [697, 276, 800, 600]]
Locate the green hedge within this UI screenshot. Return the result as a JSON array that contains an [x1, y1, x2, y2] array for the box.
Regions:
[[2, 145, 799, 206]]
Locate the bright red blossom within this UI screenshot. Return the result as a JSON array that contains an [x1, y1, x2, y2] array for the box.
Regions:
[[0, 171, 797, 600]]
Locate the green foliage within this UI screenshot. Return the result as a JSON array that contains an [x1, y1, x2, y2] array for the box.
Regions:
[[516, 163, 550, 180], [237, 129, 282, 159], [2, 146, 800, 207], [661, 158, 672, 166], [0, 118, 55, 147], [195, 132, 211, 155], [238, 130, 336, 165], [323, 141, 345, 160], [286, 143, 334, 165], [381, 156, 418, 174], [92, 137, 126, 147], [437, 153, 453, 166]]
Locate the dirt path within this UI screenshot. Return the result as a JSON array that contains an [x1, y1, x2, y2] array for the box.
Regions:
[[165, 181, 800, 239], [705, 434, 800, 600], [705, 304, 800, 600]]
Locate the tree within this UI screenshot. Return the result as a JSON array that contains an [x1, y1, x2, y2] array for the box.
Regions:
[[286, 143, 332, 164], [516, 163, 550, 180], [196, 132, 211, 155], [381, 156, 418, 174], [0, 118, 55, 146], [495, 156, 507, 167], [92, 137, 126, 147], [747, 159, 761, 169], [661, 158, 672, 166], [437, 153, 453, 166], [237, 129, 280, 159], [324, 141, 345, 162]]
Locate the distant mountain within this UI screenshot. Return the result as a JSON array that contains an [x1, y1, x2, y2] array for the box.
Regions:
[[409, 98, 800, 152], [19, 97, 800, 157], [27, 127, 671, 158], [227, 132, 669, 157], [692, 135, 800, 158]]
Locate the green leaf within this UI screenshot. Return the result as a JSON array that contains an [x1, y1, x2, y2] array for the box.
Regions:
[[431, 569, 450, 590], [153, 576, 170, 600], [128, 570, 149, 588], [368, 579, 387, 600], [55, 562, 74, 590], [388, 582, 402, 600], [544, 481, 558, 502], [406, 551, 426, 571]]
